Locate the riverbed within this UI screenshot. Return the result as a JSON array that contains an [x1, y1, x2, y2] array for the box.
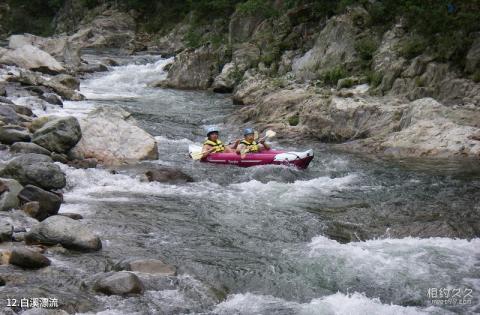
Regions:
[[4, 53, 479, 314]]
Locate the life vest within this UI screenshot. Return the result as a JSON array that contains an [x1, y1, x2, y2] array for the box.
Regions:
[[203, 139, 225, 153], [240, 140, 259, 153]]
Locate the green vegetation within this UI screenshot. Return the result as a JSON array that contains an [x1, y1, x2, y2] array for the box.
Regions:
[[398, 35, 428, 59], [322, 66, 347, 86], [366, 71, 382, 88], [355, 37, 378, 62], [236, 0, 278, 18], [288, 114, 300, 126]]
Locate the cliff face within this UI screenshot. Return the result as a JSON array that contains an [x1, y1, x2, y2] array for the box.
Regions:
[[155, 3, 480, 158]]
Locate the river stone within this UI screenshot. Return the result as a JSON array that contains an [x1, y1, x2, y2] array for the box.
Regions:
[[10, 142, 51, 156], [94, 272, 144, 296], [40, 93, 63, 106], [18, 185, 62, 221], [21, 201, 41, 219], [0, 222, 13, 242], [51, 74, 80, 90], [8, 246, 51, 269], [126, 259, 177, 276], [70, 106, 158, 165], [0, 105, 21, 124], [145, 168, 194, 184], [0, 178, 23, 211], [32, 116, 81, 154], [0, 126, 31, 145], [0, 44, 65, 74], [0, 154, 66, 190], [59, 212, 83, 220], [25, 215, 102, 251], [0, 85, 5, 97]]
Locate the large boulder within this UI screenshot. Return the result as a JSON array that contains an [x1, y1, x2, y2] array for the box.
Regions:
[[6, 246, 51, 269], [69, 9, 136, 50], [8, 33, 82, 67], [145, 168, 194, 184], [155, 46, 222, 90], [0, 154, 66, 190], [25, 215, 102, 251], [0, 104, 23, 124], [32, 116, 82, 154], [0, 126, 31, 145], [18, 185, 62, 221], [229, 10, 265, 45], [94, 272, 144, 296], [70, 107, 158, 165], [122, 258, 177, 276], [0, 178, 23, 211], [0, 45, 65, 74], [149, 23, 188, 55], [10, 142, 51, 156], [0, 222, 13, 242]]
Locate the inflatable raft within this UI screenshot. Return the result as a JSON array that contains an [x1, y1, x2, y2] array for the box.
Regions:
[[189, 145, 314, 169]]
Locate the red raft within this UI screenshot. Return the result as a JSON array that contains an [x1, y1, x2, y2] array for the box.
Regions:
[[189, 145, 314, 169]]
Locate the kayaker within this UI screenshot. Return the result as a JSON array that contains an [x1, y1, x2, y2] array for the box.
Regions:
[[236, 128, 270, 154], [202, 126, 239, 158]]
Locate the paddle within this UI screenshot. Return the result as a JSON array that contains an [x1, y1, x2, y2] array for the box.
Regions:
[[190, 147, 216, 160], [241, 130, 276, 158]]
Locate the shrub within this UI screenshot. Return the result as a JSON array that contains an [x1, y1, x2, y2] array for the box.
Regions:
[[322, 66, 347, 86], [355, 37, 378, 61], [237, 0, 278, 18], [398, 35, 427, 60], [288, 114, 299, 126], [366, 71, 382, 87]]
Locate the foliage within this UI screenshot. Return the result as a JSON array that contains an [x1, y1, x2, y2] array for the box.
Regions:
[[398, 35, 427, 59], [322, 65, 347, 86], [366, 71, 382, 88], [288, 114, 300, 126], [355, 37, 378, 61], [236, 0, 278, 18]]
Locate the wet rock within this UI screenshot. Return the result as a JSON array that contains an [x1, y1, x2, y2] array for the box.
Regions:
[[0, 125, 31, 145], [94, 272, 144, 296], [212, 62, 237, 93], [125, 259, 177, 276], [18, 185, 62, 221], [0, 104, 22, 124], [29, 116, 56, 133], [0, 45, 65, 74], [0, 222, 13, 242], [148, 23, 188, 55], [51, 74, 80, 90], [0, 85, 6, 97], [0, 153, 66, 190], [76, 63, 108, 73], [59, 212, 83, 220], [40, 93, 63, 106], [51, 152, 69, 164], [21, 201, 41, 219], [67, 158, 98, 169], [0, 277, 5, 286], [145, 168, 194, 184], [12, 231, 26, 242], [7, 246, 50, 269], [70, 106, 158, 165], [32, 116, 81, 154], [25, 215, 102, 251], [10, 142, 51, 156], [0, 178, 23, 211]]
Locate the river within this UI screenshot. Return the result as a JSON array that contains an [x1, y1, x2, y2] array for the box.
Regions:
[[6, 53, 480, 314]]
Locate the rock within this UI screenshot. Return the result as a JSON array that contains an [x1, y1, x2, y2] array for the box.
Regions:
[[51, 74, 80, 90], [76, 63, 109, 73], [59, 212, 83, 220], [8, 33, 82, 67], [0, 277, 5, 286], [7, 246, 51, 269], [156, 46, 222, 90], [94, 272, 144, 296], [0, 104, 22, 124], [25, 215, 102, 251], [0, 45, 65, 74], [10, 142, 51, 156], [0, 153, 66, 190], [229, 10, 264, 45], [125, 259, 177, 276], [0, 178, 23, 211], [292, 8, 366, 81], [67, 158, 98, 169], [69, 9, 136, 50], [145, 168, 194, 184], [0, 84, 6, 97], [212, 62, 237, 93], [149, 23, 188, 55], [465, 36, 480, 74], [70, 107, 158, 165], [18, 185, 62, 221], [40, 93, 63, 106], [32, 116, 81, 154], [51, 152, 69, 164], [21, 201, 41, 219], [29, 116, 56, 133], [0, 222, 13, 242], [0, 126, 31, 144]]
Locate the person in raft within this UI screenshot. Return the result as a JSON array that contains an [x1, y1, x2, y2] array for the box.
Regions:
[[202, 126, 239, 158], [236, 127, 270, 154]]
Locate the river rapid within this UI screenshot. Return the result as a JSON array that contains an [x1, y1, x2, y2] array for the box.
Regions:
[[6, 53, 480, 315]]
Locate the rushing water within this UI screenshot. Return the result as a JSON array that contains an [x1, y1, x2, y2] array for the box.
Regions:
[[3, 54, 480, 315]]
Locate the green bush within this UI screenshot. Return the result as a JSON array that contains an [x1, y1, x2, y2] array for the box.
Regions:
[[288, 115, 300, 126], [322, 66, 347, 86], [398, 35, 427, 59], [185, 28, 203, 48], [355, 37, 378, 61], [366, 71, 382, 87], [237, 0, 278, 18]]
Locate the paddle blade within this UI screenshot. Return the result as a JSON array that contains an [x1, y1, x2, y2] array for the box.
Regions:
[[190, 151, 204, 160], [265, 130, 276, 138]]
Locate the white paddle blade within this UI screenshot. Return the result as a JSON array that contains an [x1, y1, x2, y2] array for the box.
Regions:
[[265, 130, 276, 138], [190, 151, 204, 160]]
